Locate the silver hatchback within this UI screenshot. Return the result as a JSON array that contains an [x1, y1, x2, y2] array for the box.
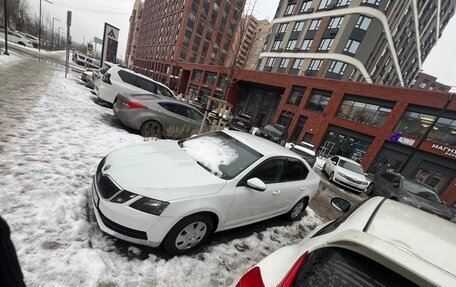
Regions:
[[113, 93, 209, 139]]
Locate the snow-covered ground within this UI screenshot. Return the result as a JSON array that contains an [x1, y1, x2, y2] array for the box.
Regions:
[[0, 55, 325, 286]]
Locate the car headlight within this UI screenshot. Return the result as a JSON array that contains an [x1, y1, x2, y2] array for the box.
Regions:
[[402, 197, 418, 207], [111, 190, 137, 203], [130, 197, 170, 215]]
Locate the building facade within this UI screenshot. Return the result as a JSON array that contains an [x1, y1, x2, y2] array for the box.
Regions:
[[175, 62, 456, 206], [257, 0, 456, 87], [125, 0, 144, 67], [245, 19, 271, 70], [132, 0, 245, 91], [410, 72, 451, 92], [228, 15, 260, 69]]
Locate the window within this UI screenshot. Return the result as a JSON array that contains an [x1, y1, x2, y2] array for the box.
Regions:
[[318, 38, 333, 51], [278, 110, 294, 128], [318, 0, 332, 9], [309, 19, 321, 30], [285, 4, 295, 15], [308, 59, 323, 71], [328, 16, 344, 29], [419, 81, 427, 89], [193, 70, 203, 82], [136, 77, 157, 93], [337, 99, 392, 127], [160, 103, 188, 117], [278, 23, 288, 33], [186, 107, 204, 122], [204, 72, 217, 85], [118, 70, 137, 86], [355, 15, 372, 30], [394, 111, 436, 139], [286, 40, 297, 50], [290, 116, 307, 142], [282, 158, 309, 181], [279, 58, 290, 68], [293, 21, 305, 32], [265, 57, 276, 67], [328, 60, 347, 75], [306, 89, 331, 112], [248, 158, 285, 184], [156, 85, 173, 98], [300, 1, 312, 13], [362, 0, 381, 5], [336, 0, 351, 6], [292, 58, 304, 70], [287, 86, 306, 106], [427, 117, 456, 147], [343, 39, 360, 54], [301, 39, 313, 51], [272, 40, 282, 50]]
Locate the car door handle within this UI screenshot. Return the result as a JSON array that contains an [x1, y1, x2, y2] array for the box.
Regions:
[[272, 190, 281, 195]]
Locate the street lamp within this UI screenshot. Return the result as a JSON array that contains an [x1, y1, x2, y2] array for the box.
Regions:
[[51, 17, 60, 50], [57, 27, 63, 49], [39, 0, 53, 52]]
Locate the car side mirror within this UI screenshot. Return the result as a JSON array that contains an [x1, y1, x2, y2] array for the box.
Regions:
[[331, 198, 351, 213], [246, 178, 267, 192], [331, 160, 337, 165]]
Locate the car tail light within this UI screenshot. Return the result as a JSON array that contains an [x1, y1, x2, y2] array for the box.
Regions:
[[277, 251, 309, 287], [102, 73, 111, 84], [122, 100, 147, 109], [236, 267, 265, 287]]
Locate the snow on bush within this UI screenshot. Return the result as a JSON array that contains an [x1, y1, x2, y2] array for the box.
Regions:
[[182, 136, 238, 177]]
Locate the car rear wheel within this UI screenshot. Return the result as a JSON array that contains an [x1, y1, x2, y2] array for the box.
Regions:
[[284, 198, 308, 221], [140, 120, 162, 138], [162, 214, 213, 255]]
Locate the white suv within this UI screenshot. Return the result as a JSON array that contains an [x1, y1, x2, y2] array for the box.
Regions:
[[0, 30, 33, 47], [96, 65, 176, 104]]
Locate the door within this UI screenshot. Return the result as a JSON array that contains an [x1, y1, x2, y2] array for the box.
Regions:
[[325, 156, 339, 175], [224, 158, 287, 228], [158, 103, 192, 138]]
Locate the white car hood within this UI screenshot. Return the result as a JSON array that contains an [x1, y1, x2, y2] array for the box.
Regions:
[[103, 141, 226, 201], [335, 166, 366, 182]]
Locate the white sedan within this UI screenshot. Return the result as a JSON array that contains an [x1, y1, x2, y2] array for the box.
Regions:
[[236, 197, 456, 286], [323, 155, 370, 192], [92, 130, 320, 254]]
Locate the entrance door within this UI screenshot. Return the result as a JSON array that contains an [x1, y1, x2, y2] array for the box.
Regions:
[[319, 141, 335, 158]]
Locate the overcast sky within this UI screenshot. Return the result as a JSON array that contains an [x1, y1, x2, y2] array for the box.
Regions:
[[30, 0, 456, 88]]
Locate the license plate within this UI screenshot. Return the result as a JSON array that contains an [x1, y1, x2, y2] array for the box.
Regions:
[[92, 185, 100, 208]]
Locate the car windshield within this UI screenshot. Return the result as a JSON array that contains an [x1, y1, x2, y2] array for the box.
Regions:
[[403, 180, 441, 203], [338, 159, 364, 174], [179, 131, 263, 180], [263, 124, 282, 136]]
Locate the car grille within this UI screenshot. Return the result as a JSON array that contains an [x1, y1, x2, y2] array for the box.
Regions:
[[97, 207, 148, 240], [344, 175, 363, 184], [95, 157, 121, 199]]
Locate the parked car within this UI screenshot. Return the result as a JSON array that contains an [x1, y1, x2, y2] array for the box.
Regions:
[[81, 69, 95, 87], [92, 62, 113, 90], [74, 54, 87, 66], [17, 32, 39, 48], [114, 93, 210, 139], [92, 130, 320, 254], [97, 65, 176, 105], [236, 196, 456, 287], [286, 141, 316, 167], [229, 113, 252, 132], [323, 155, 370, 192], [254, 123, 288, 146], [368, 171, 453, 220], [85, 57, 100, 69], [0, 30, 33, 47]]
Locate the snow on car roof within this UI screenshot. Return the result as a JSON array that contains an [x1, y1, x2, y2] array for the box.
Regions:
[[223, 130, 299, 158]]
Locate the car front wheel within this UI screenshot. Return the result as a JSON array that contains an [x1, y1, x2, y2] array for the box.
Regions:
[[162, 214, 213, 255], [284, 198, 309, 221]]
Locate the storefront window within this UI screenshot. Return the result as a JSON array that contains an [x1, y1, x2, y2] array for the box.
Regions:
[[427, 117, 456, 147], [287, 86, 306, 106], [414, 167, 452, 194], [337, 99, 391, 127], [317, 130, 371, 162], [306, 89, 331, 112], [394, 111, 435, 139]]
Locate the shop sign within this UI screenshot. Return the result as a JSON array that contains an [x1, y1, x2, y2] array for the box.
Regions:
[[431, 144, 456, 158], [389, 133, 415, 146]]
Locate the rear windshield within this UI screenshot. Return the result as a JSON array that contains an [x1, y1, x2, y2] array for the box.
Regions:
[[292, 247, 418, 287], [263, 124, 283, 136], [338, 159, 364, 174], [403, 180, 441, 203]]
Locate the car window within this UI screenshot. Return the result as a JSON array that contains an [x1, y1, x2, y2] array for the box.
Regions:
[[136, 77, 157, 93], [402, 180, 442, 203], [282, 158, 309, 181], [157, 84, 174, 98], [338, 159, 364, 174], [248, 158, 286, 184], [186, 107, 204, 122], [292, 247, 418, 287], [118, 70, 137, 86], [159, 103, 188, 117], [86, 58, 93, 64], [331, 156, 339, 164]]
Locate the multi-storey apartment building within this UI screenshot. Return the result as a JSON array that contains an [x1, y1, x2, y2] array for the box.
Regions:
[[132, 0, 245, 91], [228, 15, 260, 69], [245, 19, 271, 70], [257, 0, 456, 87], [125, 0, 144, 67]]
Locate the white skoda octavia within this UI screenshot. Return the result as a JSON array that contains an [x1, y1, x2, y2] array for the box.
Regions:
[[92, 130, 320, 254]]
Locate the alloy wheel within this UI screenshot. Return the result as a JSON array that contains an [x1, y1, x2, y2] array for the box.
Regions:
[[175, 221, 208, 250]]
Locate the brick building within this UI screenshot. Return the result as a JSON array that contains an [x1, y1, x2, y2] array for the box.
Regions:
[[410, 72, 452, 93], [175, 62, 456, 206], [125, 0, 144, 68]]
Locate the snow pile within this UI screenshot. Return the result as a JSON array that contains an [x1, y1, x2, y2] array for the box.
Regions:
[[182, 136, 238, 177], [0, 51, 21, 67]]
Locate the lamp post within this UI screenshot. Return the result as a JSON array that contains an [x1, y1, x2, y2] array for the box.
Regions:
[[57, 27, 63, 49], [51, 17, 60, 50], [3, 0, 9, 55], [38, 0, 53, 52]]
